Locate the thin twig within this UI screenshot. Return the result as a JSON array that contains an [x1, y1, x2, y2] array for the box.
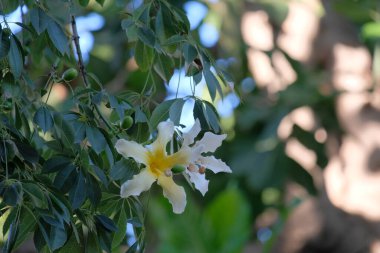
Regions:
[[70, 15, 119, 137], [71, 15, 89, 88]]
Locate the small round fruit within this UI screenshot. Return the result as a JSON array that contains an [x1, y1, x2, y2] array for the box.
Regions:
[[62, 68, 78, 82], [121, 116, 133, 129], [171, 165, 186, 174]]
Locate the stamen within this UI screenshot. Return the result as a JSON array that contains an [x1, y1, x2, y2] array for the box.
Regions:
[[187, 163, 198, 172], [199, 166, 206, 174]]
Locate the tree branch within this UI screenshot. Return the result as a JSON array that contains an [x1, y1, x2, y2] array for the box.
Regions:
[[71, 14, 89, 88]]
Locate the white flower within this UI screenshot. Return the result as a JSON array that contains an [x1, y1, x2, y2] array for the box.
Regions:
[[182, 119, 232, 196], [115, 121, 191, 214], [115, 119, 232, 213]]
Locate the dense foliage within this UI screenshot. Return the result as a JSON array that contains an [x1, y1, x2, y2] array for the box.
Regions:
[[0, 0, 233, 252]]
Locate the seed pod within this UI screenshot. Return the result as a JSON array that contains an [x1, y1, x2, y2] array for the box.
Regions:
[[62, 68, 78, 82], [121, 116, 133, 130], [171, 165, 186, 174]]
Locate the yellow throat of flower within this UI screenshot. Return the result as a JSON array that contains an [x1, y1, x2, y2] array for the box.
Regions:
[[147, 148, 189, 177]]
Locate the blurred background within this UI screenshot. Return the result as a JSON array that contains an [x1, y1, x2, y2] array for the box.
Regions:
[[4, 0, 380, 252]]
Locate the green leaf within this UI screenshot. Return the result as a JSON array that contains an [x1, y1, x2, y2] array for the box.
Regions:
[[14, 208, 36, 249], [182, 43, 198, 64], [92, 165, 108, 187], [205, 187, 251, 253], [110, 159, 138, 182], [150, 99, 176, 130], [169, 99, 185, 125], [42, 156, 71, 173], [136, 26, 156, 47], [362, 22, 380, 39], [3, 220, 19, 253], [0, 30, 10, 58], [78, 0, 90, 7], [134, 40, 154, 71], [203, 68, 220, 101], [23, 182, 48, 209], [8, 35, 23, 78], [47, 20, 68, 55], [193, 99, 209, 130], [153, 53, 174, 82], [34, 106, 54, 133], [86, 126, 107, 154], [30, 7, 50, 34], [203, 101, 220, 133], [95, 215, 118, 232], [14, 141, 39, 164], [54, 113, 75, 146], [86, 174, 102, 207], [95, 0, 105, 6], [112, 206, 127, 249], [3, 182, 22, 206], [50, 226, 67, 251], [69, 171, 87, 209], [53, 164, 77, 193]]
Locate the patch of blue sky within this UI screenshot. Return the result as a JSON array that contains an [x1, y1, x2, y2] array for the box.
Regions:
[[166, 68, 206, 131], [0, 6, 28, 34], [199, 23, 219, 48], [75, 13, 105, 62], [166, 68, 204, 99], [183, 1, 208, 30], [217, 92, 240, 117]]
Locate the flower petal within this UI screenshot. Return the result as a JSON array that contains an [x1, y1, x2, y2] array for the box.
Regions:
[[186, 170, 209, 196], [200, 155, 232, 173], [157, 175, 186, 214], [151, 121, 174, 152], [115, 139, 148, 164], [195, 132, 226, 153], [183, 119, 201, 146], [120, 169, 156, 198]]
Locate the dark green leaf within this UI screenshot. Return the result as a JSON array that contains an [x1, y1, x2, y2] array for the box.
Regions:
[[0, 31, 10, 58], [182, 43, 198, 64], [14, 208, 37, 249], [30, 7, 50, 34], [193, 100, 209, 130], [95, 215, 118, 232], [14, 141, 39, 163], [50, 226, 67, 250], [47, 20, 68, 55], [3, 183, 22, 206], [86, 174, 102, 207], [134, 40, 153, 71], [42, 156, 71, 173], [95, 0, 105, 6], [23, 182, 48, 209], [78, 0, 90, 7], [110, 159, 138, 182], [136, 26, 156, 47], [92, 165, 109, 187], [203, 101, 220, 133], [150, 99, 176, 130], [34, 106, 54, 133], [112, 206, 127, 249], [3, 220, 19, 253], [203, 68, 220, 101], [53, 164, 77, 193], [153, 53, 174, 82], [8, 35, 23, 78], [86, 126, 107, 154], [169, 98, 185, 125], [69, 171, 87, 209]]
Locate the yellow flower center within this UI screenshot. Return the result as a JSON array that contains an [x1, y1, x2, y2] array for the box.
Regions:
[[147, 147, 189, 177]]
